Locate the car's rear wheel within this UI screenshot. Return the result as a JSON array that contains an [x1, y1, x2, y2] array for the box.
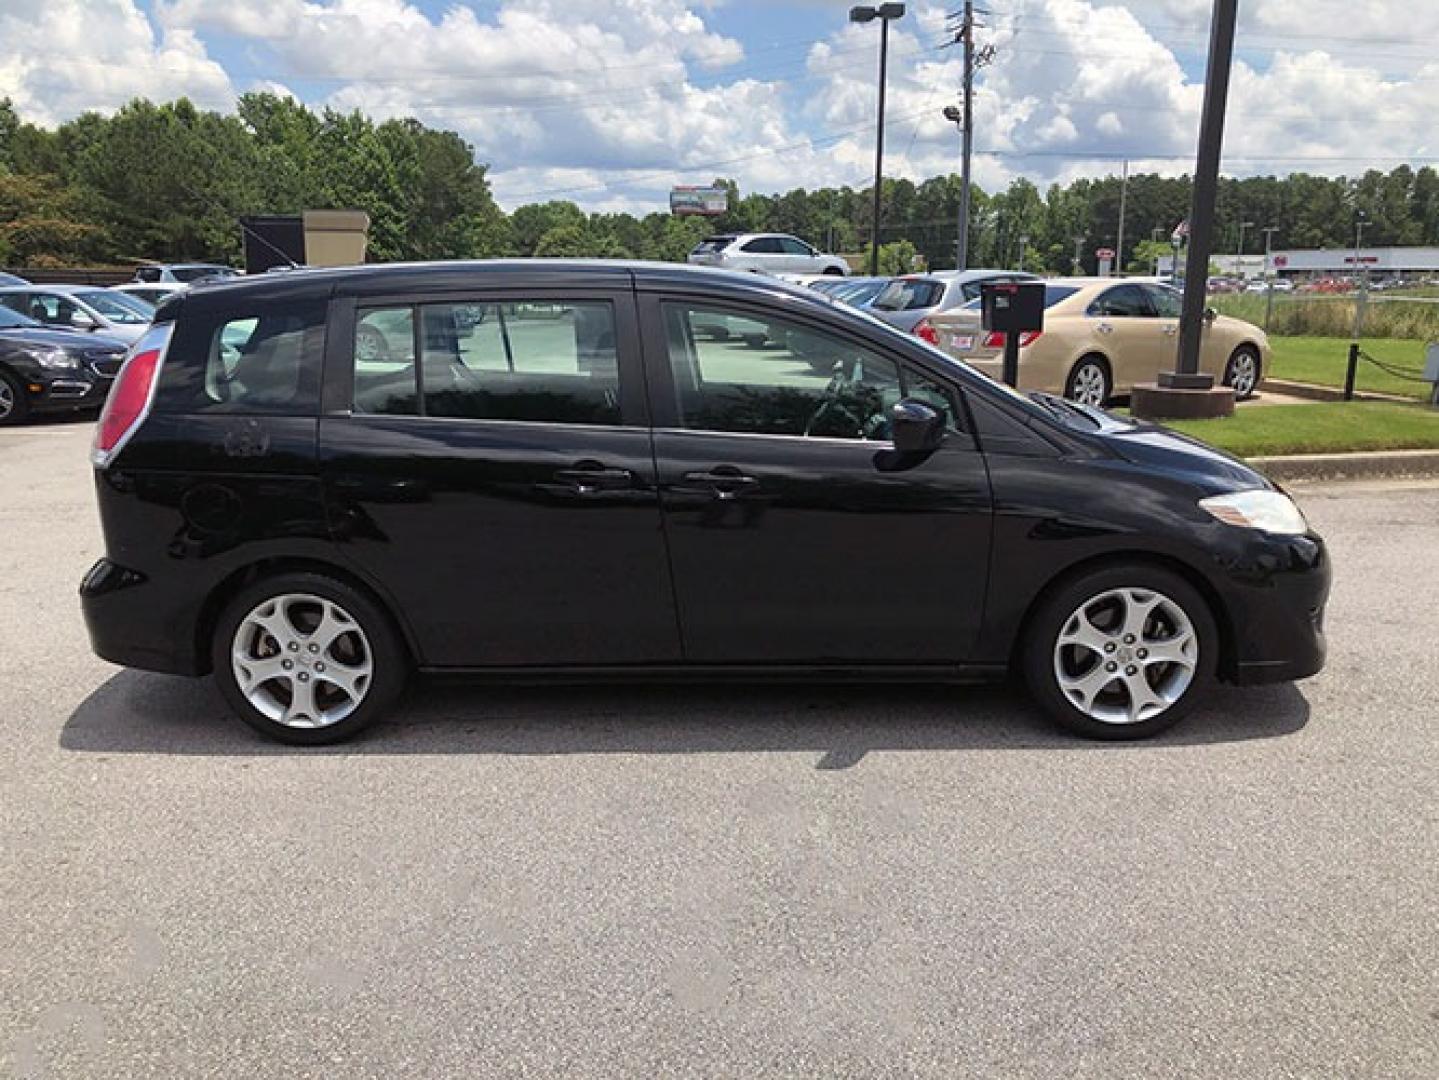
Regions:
[[0, 370, 28, 427], [212, 572, 408, 745], [1023, 564, 1217, 740], [1064, 356, 1111, 407], [1223, 346, 1261, 400]]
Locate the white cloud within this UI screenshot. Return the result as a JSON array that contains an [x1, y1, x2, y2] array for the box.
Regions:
[[0, 0, 233, 124]]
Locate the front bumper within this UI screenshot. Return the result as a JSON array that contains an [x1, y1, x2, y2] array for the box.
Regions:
[[1219, 531, 1331, 685], [29, 372, 112, 412]]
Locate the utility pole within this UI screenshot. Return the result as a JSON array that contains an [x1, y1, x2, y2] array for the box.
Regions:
[[944, 3, 993, 271], [1236, 219, 1254, 276], [851, 4, 906, 277], [1115, 159, 1129, 275], [1017, 234, 1029, 272], [1071, 235, 1084, 275], [1151, 226, 1164, 275], [1262, 225, 1279, 328]]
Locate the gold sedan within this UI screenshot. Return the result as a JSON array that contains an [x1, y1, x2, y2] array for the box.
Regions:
[[927, 278, 1270, 405]]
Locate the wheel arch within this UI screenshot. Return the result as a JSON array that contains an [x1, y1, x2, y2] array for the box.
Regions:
[[194, 556, 419, 676], [1006, 549, 1237, 682]]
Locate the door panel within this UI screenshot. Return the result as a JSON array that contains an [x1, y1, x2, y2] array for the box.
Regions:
[[653, 431, 992, 662], [1089, 283, 1164, 388], [320, 289, 680, 668], [641, 296, 993, 664]]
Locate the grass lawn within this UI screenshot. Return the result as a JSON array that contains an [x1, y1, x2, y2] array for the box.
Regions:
[[1161, 401, 1439, 457], [1267, 336, 1432, 400]]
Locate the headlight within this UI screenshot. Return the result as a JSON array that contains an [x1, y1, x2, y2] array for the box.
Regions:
[[1199, 489, 1308, 535], [30, 346, 80, 371]]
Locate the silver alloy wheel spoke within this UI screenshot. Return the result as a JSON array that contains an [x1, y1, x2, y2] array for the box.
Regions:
[[1232, 355, 1257, 395], [1052, 586, 1198, 725], [231, 592, 373, 729], [0, 382, 13, 418], [1073, 365, 1106, 405]]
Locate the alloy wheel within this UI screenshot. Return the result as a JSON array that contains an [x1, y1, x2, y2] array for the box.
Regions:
[[230, 593, 374, 729], [1228, 351, 1259, 397], [1052, 587, 1198, 724], [1068, 363, 1108, 406], [0, 380, 13, 419]]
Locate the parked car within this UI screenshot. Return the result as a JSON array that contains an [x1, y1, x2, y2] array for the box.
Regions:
[[868, 270, 1038, 340], [116, 282, 186, 307], [133, 263, 240, 284], [0, 285, 152, 344], [812, 275, 890, 308], [0, 305, 129, 425], [688, 233, 848, 276], [929, 279, 1271, 403], [82, 260, 1327, 745]]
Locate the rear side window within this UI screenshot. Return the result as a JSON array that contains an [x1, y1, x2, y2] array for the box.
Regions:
[[351, 300, 620, 426], [156, 299, 325, 414]]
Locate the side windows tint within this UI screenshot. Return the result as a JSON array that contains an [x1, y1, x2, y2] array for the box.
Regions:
[[351, 300, 621, 426]]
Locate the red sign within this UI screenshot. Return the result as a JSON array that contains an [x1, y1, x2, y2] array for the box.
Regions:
[[1095, 247, 1115, 259], [1274, 255, 1288, 268]]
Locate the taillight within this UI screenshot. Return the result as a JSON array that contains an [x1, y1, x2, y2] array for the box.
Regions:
[[93, 328, 168, 467], [981, 330, 1042, 348], [914, 318, 940, 345]]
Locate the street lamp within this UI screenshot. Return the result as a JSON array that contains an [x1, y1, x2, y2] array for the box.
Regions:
[[851, 3, 906, 276], [1353, 210, 1369, 289], [1237, 220, 1254, 276], [1017, 234, 1029, 272]]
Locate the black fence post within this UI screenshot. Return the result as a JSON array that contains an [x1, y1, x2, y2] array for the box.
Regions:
[[1344, 343, 1359, 401]]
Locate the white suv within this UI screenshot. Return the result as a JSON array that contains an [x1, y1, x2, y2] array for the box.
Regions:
[[688, 233, 849, 277]]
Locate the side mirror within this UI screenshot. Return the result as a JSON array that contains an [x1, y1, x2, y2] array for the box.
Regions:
[[1203, 306, 1218, 323], [890, 399, 944, 453]]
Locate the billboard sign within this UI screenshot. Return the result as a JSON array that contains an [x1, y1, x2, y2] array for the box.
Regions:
[[670, 186, 729, 217]]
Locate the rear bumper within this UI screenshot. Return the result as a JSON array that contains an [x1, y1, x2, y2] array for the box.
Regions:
[[80, 558, 204, 675]]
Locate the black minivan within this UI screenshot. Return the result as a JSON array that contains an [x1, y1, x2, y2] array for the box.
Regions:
[[81, 261, 1328, 744]]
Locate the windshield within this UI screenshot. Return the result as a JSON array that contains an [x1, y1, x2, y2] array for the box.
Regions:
[[871, 279, 944, 312], [0, 305, 40, 329], [76, 291, 152, 323]]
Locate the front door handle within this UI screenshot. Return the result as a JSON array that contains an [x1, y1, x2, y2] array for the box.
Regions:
[[682, 469, 758, 500], [1096, 322, 1114, 335], [554, 463, 634, 494]]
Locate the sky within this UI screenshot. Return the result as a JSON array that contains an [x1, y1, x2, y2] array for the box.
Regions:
[[1, 0, 1437, 214]]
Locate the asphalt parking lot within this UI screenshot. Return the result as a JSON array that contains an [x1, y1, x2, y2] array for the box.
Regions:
[[2, 418, 1436, 1079]]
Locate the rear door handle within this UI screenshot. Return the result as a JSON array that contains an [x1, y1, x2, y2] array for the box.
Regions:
[[682, 470, 758, 500], [1096, 322, 1114, 335], [554, 463, 635, 494]]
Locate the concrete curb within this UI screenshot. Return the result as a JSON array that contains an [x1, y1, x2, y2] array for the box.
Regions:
[[1248, 448, 1439, 482], [1263, 378, 1415, 404]]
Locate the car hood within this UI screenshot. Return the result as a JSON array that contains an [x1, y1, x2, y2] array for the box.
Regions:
[[0, 326, 131, 351], [1080, 408, 1273, 493]]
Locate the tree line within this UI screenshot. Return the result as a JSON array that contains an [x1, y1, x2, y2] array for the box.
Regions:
[[4, 95, 1439, 276]]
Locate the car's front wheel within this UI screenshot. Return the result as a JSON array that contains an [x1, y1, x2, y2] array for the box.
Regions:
[[0, 370, 29, 427], [1023, 564, 1217, 739], [212, 572, 408, 744]]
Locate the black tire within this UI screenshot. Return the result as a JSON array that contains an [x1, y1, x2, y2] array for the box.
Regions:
[[0, 368, 29, 427], [1022, 563, 1218, 740], [1223, 345, 1262, 400], [211, 572, 408, 745], [1063, 355, 1112, 407]]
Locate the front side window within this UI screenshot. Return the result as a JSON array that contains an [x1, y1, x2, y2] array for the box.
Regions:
[[1089, 284, 1154, 318], [663, 303, 918, 440], [157, 299, 324, 413], [351, 300, 620, 426]]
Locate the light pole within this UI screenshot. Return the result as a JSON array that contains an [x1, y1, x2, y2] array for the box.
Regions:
[[1017, 234, 1029, 272], [1236, 219, 1254, 276], [851, 3, 906, 277], [1151, 226, 1164, 275], [1352, 209, 1369, 288], [943, 103, 966, 269], [1262, 225, 1279, 328], [1072, 234, 1085, 275]]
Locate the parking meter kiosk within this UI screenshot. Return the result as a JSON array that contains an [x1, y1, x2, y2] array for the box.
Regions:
[[980, 280, 1046, 388]]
